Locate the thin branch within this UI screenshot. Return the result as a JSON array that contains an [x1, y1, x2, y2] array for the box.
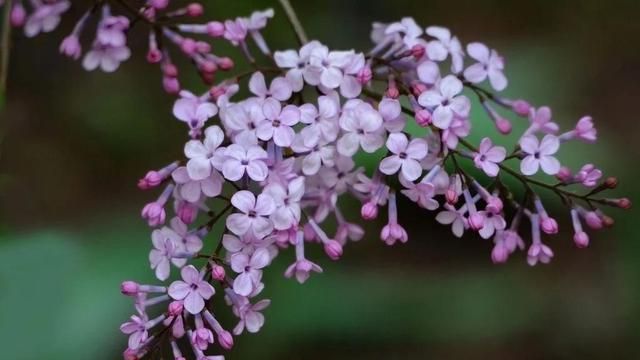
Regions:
[[277, 0, 308, 45], [1, 1, 12, 105]]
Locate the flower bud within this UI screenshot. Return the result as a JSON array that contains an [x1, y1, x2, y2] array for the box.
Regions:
[[141, 202, 166, 227], [411, 82, 428, 97], [150, 0, 169, 9], [218, 330, 234, 350], [163, 76, 181, 95], [177, 201, 198, 224], [411, 44, 425, 59], [495, 117, 512, 135], [445, 189, 458, 204], [217, 57, 234, 70], [541, 217, 559, 234], [604, 177, 618, 189], [601, 215, 615, 228], [187, 3, 204, 17], [207, 21, 225, 37], [556, 166, 572, 182], [573, 231, 589, 248], [138, 170, 162, 190], [385, 86, 399, 99], [491, 243, 509, 264], [59, 35, 81, 60], [120, 281, 139, 296], [360, 201, 378, 220], [168, 301, 184, 317], [180, 38, 198, 55], [415, 109, 431, 127], [323, 240, 343, 260], [162, 63, 179, 77], [146, 48, 163, 63], [511, 99, 531, 117], [123, 348, 139, 360], [468, 213, 485, 231], [617, 198, 632, 209], [10, 3, 26, 27], [584, 211, 603, 229], [211, 264, 226, 281]]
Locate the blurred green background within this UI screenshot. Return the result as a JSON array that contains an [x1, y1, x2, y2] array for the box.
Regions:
[[1, 0, 639, 359]]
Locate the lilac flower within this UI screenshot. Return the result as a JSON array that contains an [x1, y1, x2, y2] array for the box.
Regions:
[[173, 91, 219, 136], [96, 15, 130, 47], [425, 26, 464, 73], [305, 45, 355, 89], [230, 248, 271, 296], [168, 265, 215, 314], [379, 133, 428, 181], [378, 98, 407, 133], [291, 135, 336, 176], [574, 164, 602, 187], [274, 41, 323, 91], [264, 177, 305, 230], [223, 18, 248, 45], [464, 42, 507, 91], [59, 35, 82, 60], [441, 117, 471, 149], [23, 1, 70, 38], [249, 71, 293, 101], [285, 232, 322, 283], [337, 100, 384, 156], [525, 106, 559, 136], [418, 75, 470, 129], [298, 94, 341, 143], [399, 165, 442, 210], [184, 125, 225, 181], [149, 226, 186, 281], [473, 138, 506, 177], [120, 313, 149, 350], [230, 294, 270, 335], [436, 205, 467, 238], [222, 143, 269, 182], [477, 209, 507, 239], [339, 53, 366, 98], [172, 166, 223, 203], [226, 191, 275, 239], [256, 98, 300, 147], [82, 43, 131, 72], [519, 134, 561, 176]]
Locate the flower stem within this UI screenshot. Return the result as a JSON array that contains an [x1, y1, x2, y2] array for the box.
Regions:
[[1, 1, 12, 107], [277, 0, 308, 45]]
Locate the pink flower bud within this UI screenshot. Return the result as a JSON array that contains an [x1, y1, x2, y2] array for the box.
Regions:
[[604, 177, 618, 189], [162, 63, 178, 77], [415, 109, 431, 127], [468, 213, 484, 231], [445, 189, 459, 205], [385, 86, 399, 99], [491, 243, 509, 264], [495, 117, 512, 134], [218, 330, 234, 350], [303, 222, 316, 241], [180, 38, 198, 55], [411, 44, 425, 59], [163, 76, 180, 95], [141, 202, 166, 227], [10, 3, 26, 27], [195, 41, 211, 54], [123, 348, 139, 360], [187, 3, 204, 17], [486, 196, 503, 213], [211, 264, 225, 281], [411, 82, 428, 97], [168, 301, 184, 317], [150, 0, 169, 9], [177, 201, 198, 224], [324, 240, 343, 260], [146, 48, 163, 63], [356, 67, 372, 85], [511, 99, 531, 117], [207, 21, 225, 37], [617, 198, 632, 210], [120, 281, 139, 296], [584, 211, 603, 229], [361, 201, 378, 220], [541, 217, 559, 234], [138, 171, 162, 190], [556, 166, 572, 182], [209, 85, 226, 100], [574, 231, 589, 248], [217, 57, 234, 70], [199, 60, 217, 74], [59, 35, 81, 60]]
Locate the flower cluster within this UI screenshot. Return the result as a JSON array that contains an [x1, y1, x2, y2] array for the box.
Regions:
[[3, 1, 631, 359]]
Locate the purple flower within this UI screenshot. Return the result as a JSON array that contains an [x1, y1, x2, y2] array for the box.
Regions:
[[168, 265, 215, 314], [264, 177, 305, 230], [473, 138, 506, 177], [519, 134, 561, 176], [379, 133, 428, 181], [230, 248, 271, 296], [23, 1, 70, 38], [249, 71, 293, 101], [337, 100, 384, 156], [222, 142, 269, 182], [464, 42, 508, 91], [256, 98, 300, 147], [418, 75, 470, 129], [226, 191, 275, 239], [173, 91, 219, 136]]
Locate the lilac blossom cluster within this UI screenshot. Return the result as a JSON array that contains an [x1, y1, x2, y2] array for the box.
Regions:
[[3, 1, 631, 359]]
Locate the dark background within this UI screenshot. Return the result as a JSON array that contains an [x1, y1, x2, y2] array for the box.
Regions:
[[1, 0, 639, 359]]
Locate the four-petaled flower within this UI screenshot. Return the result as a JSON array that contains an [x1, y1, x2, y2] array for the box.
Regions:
[[379, 133, 428, 181], [464, 42, 508, 91], [473, 138, 506, 177], [226, 191, 276, 239], [418, 75, 470, 129], [168, 265, 215, 314], [519, 134, 561, 176]]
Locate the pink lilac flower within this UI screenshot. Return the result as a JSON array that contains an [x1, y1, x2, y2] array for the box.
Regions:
[[441, 117, 471, 149], [285, 232, 323, 283], [436, 204, 467, 238], [473, 138, 506, 177], [230, 248, 271, 296], [574, 164, 602, 187], [399, 165, 442, 210], [149, 226, 187, 281], [173, 91, 219, 136], [526, 215, 554, 266], [120, 312, 149, 350], [222, 142, 269, 182], [291, 135, 336, 176], [378, 98, 406, 133], [82, 43, 131, 72], [298, 94, 341, 143], [380, 192, 408, 245], [226, 191, 275, 239], [477, 208, 507, 239], [525, 106, 559, 136], [337, 100, 384, 156], [519, 134, 561, 176], [274, 41, 323, 92], [23, 0, 70, 38], [425, 26, 464, 73], [339, 53, 366, 98], [248, 71, 293, 101], [184, 125, 225, 181], [229, 292, 270, 335], [223, 18, 248, 45], [264, 177, 305, 230], [168, 265, 215, 314], [256, 98, 300, 146], [418, 75, 470, 129], [463, 42, 507, 91], [305, 45, 355, 89], [172, 166, 223, 203], [379, 133, 428, 181]]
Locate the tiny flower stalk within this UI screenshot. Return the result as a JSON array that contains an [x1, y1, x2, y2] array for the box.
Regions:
[[381, 191, 408, 245]]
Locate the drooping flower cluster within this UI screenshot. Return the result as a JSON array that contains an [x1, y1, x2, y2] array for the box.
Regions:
[[3, 1, 631, 359]]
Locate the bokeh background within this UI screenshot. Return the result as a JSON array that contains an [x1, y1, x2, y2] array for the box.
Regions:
[[1, 0, 639, 359]]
